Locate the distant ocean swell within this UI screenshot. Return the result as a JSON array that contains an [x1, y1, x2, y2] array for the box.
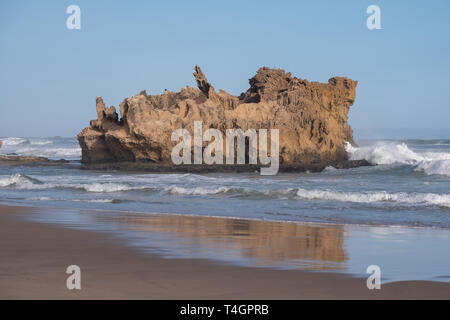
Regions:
[[0, 137, 81, 160]]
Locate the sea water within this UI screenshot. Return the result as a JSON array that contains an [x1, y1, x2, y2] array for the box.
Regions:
[[2, 136, 450, 281], [1, 137, 449, 228]]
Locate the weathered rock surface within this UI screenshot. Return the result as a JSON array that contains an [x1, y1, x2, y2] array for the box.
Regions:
[[0, 155, 70, 166], [78, 66, 358, 168], [0, 140, 2, 149]]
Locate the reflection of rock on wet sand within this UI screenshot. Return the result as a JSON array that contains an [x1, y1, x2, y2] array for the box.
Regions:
[[114, 214, 348, 269]]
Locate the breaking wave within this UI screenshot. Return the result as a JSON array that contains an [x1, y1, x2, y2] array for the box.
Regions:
[[26, 197, 122, 203], [0, 174, 144, 193], [164, 186, 296, 197], [296, 188, 450, 208], [0, 173, 43, 187], [165, 186, 232, 195], [3, 172, 449, 209], [345, 141, 450, 177], [1, 137, 28, 146], [0, 137, 81, 160]]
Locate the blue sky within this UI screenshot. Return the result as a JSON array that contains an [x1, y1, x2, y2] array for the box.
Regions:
[[1, 0, 449, 139]]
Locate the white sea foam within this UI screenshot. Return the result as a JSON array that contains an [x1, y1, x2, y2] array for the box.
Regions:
[[26, 197, 118, 203], [28, 139, 53, 145], [10, 146, 81, 159], [0, 137, 81, 160], [70, 198, 119, 203], [1, 137, 27, 146], [415, 159, 450, 177], [1, 137, 53, 147], [0, 173, 40, 188], [165, 186, 231, 195], [1, 174, 289, 197], [0, 173, 142, 193], [0, 174, 19, 187], [79, 183, 137, 193], [345, 141, 450, 177], [81, 199, 118, 203], [296, 188, 450, 208], [165, 186, 297, 197], [27, 197, 53, 201]]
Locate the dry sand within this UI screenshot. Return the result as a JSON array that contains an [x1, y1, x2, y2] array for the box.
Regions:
[[1, 204, 450, 299]]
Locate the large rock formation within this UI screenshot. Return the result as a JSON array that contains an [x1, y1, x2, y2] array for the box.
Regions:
[[78, 66, 358, 169]]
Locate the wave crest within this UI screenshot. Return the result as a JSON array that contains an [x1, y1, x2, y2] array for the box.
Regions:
[[0, 173, 43, 187], [0, 174, 142, 193], [345, 141, 450, 177], [0, 137, 81, 160], [165, 186, 231, 195], [296, 188, 450, 208]]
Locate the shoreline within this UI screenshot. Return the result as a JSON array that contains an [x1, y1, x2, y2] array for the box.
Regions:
[[1, 204, 450, 299], [3, 200, 449, 232]]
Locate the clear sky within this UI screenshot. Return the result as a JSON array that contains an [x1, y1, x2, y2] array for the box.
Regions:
[[1, 0, 449, 139]]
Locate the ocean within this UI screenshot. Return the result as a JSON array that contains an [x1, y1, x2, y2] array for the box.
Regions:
[[0, 137, 450, 229], [1, 136, 450, 281]]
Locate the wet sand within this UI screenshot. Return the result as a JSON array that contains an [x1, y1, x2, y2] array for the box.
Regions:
[[1, 204, 450, 299]]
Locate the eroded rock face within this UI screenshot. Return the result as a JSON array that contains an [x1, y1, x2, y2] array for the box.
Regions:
[[77, 66, 358, 166]]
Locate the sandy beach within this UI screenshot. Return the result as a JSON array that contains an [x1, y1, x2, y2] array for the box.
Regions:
[[1, 204, 450, 300]]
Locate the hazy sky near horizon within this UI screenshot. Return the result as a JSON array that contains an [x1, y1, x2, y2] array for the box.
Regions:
[[1, 0, 449, 139]]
